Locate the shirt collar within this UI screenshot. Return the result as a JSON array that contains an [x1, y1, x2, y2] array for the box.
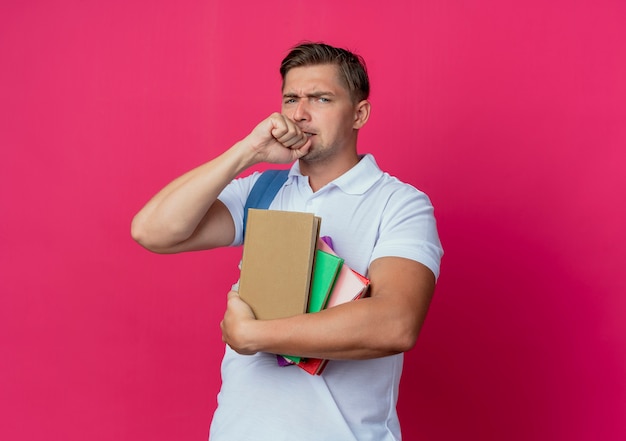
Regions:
[[288, 154, 383, 195]]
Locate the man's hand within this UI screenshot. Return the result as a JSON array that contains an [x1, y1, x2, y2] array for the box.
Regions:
[[220, 291, 258, 355], [242, 113, 312, 164]]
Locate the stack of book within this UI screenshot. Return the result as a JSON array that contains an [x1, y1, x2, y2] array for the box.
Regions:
[[238, 209, 370, 375]]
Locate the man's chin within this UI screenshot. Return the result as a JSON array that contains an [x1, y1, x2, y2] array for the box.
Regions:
[[299, 143, 315, 159], [299, 149, 328, 164]]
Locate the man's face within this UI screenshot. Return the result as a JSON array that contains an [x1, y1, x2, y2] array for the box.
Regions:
[[281, 64, 359, 162]]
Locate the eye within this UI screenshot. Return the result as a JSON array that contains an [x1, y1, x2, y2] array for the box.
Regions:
[[318, 97, 330, 103], [283, 98, 297, 105]]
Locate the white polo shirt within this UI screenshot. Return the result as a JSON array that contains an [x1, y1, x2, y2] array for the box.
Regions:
[[211, 154, 443, 441]]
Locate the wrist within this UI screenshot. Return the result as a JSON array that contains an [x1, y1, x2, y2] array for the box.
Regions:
[[237, 318, 263, 355], [216, 140, 260, 178], [230, 139, 263, 171]]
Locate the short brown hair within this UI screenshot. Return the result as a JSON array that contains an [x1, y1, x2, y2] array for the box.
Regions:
[[280, 42, 370, 102]]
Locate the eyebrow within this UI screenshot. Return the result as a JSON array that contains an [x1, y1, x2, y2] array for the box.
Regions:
[[282, 91, 336, 99]]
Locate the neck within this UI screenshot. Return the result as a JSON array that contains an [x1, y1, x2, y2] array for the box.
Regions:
[[299, 150, 360, 192]]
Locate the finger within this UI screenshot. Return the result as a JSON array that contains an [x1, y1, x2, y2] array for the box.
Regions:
[[271, 124, 303, 144], [270, 116, 307, 146], [268, 114, 291, 138], [273, 125, 307, 148], [281, 132, 309, 149], [292, 138, 312, 156]]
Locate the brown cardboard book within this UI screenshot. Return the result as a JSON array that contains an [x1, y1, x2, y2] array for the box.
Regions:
[[238, 209, 321, 320]]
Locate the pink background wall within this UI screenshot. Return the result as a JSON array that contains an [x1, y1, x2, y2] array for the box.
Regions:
[[1, 1, 625, 440]]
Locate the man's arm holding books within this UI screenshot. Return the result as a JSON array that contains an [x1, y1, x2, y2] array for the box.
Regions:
[[221, 256, 436, 360]]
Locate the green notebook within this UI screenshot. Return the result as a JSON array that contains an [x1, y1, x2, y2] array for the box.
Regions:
[[282, 249, 344, 364], [308, 250, 344, 313]]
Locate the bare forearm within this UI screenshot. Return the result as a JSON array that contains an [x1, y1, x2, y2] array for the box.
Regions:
[[226, 294, 430, 360], [132, 113, 312, 253], [256, 298, 420, 359], [221, 258, 436, 360], [131, 142, 254, 251]]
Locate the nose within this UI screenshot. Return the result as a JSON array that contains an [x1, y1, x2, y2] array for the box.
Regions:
[[292, 100, 310, 122]]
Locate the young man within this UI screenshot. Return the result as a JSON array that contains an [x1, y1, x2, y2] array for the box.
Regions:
[[132, 42, 443, 440]]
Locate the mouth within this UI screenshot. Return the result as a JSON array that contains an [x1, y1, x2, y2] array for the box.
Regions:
[[298, 126, 315, 137]]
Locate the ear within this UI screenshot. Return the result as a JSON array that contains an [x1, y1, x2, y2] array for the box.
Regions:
[[353, 100, 371, 129]]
